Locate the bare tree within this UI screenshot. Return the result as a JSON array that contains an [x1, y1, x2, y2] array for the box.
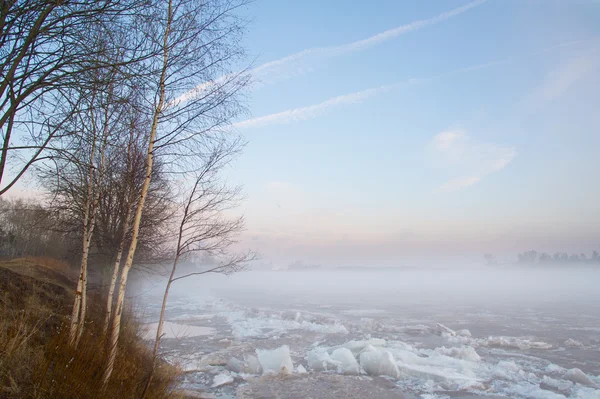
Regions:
[[0, 197, 64, 257], [100, 121, 174, 336], [103, 0, 250, 384], [68, 69, 117, 346], [0, 0, 147, 196], [142, 137, 254, 397]]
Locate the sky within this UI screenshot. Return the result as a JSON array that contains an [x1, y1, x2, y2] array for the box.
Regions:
[[7, 0, 599, 268], [224, 0, 600, 267]]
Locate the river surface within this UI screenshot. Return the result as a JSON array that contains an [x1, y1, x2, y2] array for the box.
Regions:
[[134, 268, 600, 399]]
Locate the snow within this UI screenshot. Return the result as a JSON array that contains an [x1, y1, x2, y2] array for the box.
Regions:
[[566, 368, 599, 388], [211, 372, 234, 387], [359, 347, 399, 378], [564, 338, 584, 348], [142, 321, 216, 340], [256, 345, 294, 375], [331, 348, 360, 375]]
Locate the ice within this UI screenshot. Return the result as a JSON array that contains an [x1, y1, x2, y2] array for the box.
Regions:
[[331, 348, 360, 375], [576, 390, 600, 399], [243, 354, 262, 375], [177, 390, 217, 399], [359, 347, 400, 378], [546, 363, 565, 373], [280, 311, 302, 322], [228, 312, 349, 338], [212, 372, 234, 387], [141, 321, 216, 340], [334, 338, 387, 356], [435, 323, 456, 336], [480, 336, 552, 350], [341, 308, 386, 316], [393, 348, 480, 388], [256, 345, 294, 375], [226, 354, 262, 374], [397, 324, 430, 335], [307, 349, 339, 372], [492, 360, 521, 380], [226, 357, 245, 373], [503, 381, 568, 399], [565, 368, 599, 388], [564, 338, 584, 348], [434, 346, 481, 362], [296, 364, 307, 374], [443, 334, 471, 345], [134, 270, 600, 399], [540, 375, 573, 395]]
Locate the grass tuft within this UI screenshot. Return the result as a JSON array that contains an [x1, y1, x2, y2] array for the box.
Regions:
[[0, 259, 181, 399]]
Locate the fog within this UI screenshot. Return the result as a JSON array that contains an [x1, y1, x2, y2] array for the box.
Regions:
[[134, 266, 600, 398], [168, 267, 600, 308]]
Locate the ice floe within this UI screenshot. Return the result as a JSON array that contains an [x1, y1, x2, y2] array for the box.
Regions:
[[256, 345, 294, 375]]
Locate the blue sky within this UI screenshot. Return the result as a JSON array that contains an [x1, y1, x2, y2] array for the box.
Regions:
[[226, 0, 600, 267]]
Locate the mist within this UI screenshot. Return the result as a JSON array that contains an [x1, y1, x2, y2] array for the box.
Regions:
[[134, 265, 600, 398]]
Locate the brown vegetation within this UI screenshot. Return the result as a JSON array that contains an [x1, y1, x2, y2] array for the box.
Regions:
[[0, 258, 181, 399]]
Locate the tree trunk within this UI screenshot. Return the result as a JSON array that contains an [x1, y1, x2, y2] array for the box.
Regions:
[[140, 248, 181, 397], [103, 1, 172, 385], [70, 131, 97, 345], [102, 207, 130, 337], [70, 87, 112, 345]]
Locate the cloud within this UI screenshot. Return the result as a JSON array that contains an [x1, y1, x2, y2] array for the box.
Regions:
[[431, 130, 516, 192], [233, 54, 506, 130], [525, 51, 599, 110], [334, 0, 487, 54], [537, 56, 596, 101], [177, 0, 487, 103], [254, 0, 487, 85], [232, 84, 396, 129]]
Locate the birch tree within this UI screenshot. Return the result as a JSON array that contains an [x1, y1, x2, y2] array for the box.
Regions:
[[36, 27, 144, 344], [68, 65, 120, 346], [0, 0, 145, 196], [103, 0, 250, 384], [141, 137, 254, 396]]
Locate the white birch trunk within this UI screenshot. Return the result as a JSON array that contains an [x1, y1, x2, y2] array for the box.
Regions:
[[102, 1, 173, 385], [102, 207, 130, 337]]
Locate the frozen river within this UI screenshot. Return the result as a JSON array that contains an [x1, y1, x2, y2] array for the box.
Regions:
[[134, 268, 600, 398]]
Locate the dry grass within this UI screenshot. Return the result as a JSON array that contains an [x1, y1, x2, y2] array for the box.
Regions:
[[0, 259, 182, 399], [23, 256, 75, 277]]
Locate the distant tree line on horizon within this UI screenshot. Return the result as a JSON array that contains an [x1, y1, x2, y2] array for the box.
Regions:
[[484, 251, 600, 266]]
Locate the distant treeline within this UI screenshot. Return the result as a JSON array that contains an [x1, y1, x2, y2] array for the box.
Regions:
[[485, 251, 600, 266]]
